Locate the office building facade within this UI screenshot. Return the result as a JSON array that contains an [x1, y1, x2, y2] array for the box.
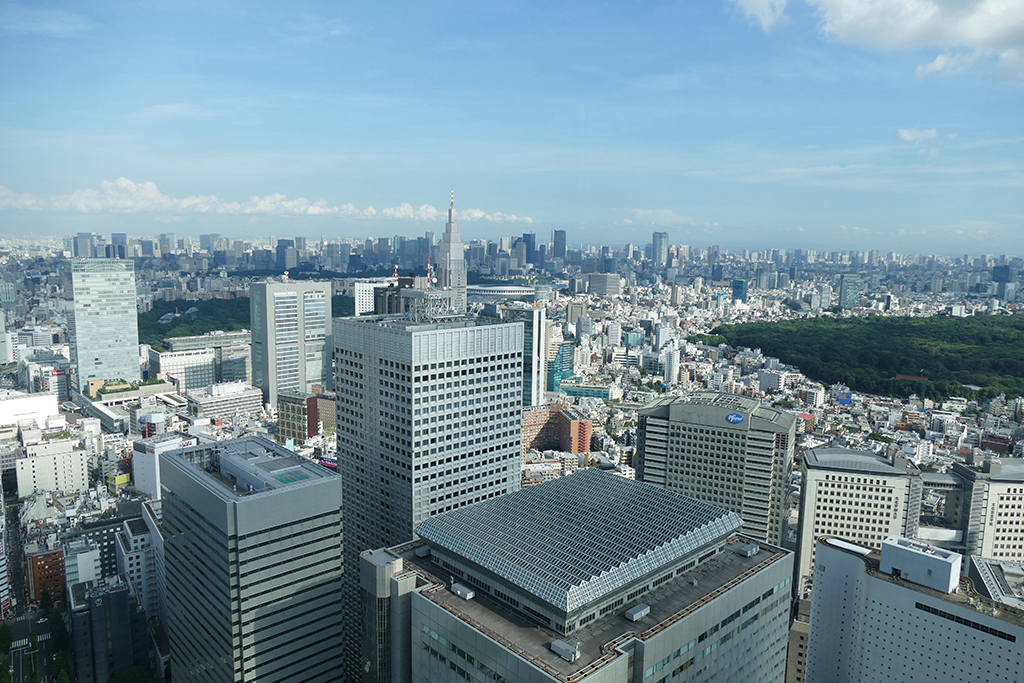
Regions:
[[69, 576, 149, 683], [250, 280, 332, 406], [335, 313, 524, 680], [167, 330, 251, 384], [652, 231, 669, 269], [806, 536, 1024, 683], [946, 456, 1024, 560], [501, 305, 546, 406], [795, 447, 922, 595], [361, 469, 793, 682], [67, 259, 140, 393], [162, 437, 344, 683], [637, 392, 796, 545]]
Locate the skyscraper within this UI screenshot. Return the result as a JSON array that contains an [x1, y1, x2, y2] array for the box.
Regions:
[[731, 279, 748, 303], [250, 279, 332, 406], [67, 259, 140, 394], [162, 437, 344, 683], [436, 193, 467, 314], [522, 232, 537, 264], [838, 273, 862, 309], [652, 230, 669, 268], [360, 469, 793, 683], [552, 229, 567, 260], [636, 392, 796, 545], [500, 304, 546, 406], [334, 310, 524, 679]]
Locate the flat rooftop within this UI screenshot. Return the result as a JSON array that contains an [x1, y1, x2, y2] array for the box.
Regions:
[[823, 537, 1024, 630], [396, 535, 788, 682], [416, 469, 741, 612], [165, 436, 334, 499], [804, 448, 913, 476]]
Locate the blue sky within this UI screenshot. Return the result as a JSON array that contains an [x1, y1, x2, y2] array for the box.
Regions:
[[1, 0, 1022, 254]]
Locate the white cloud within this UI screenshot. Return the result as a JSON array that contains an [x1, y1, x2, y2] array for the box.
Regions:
[[0, 3, 90, 35], [0, 186, 43, 210], [731, 1, 1024, 76], [727, 0, 789, 31], [916, 50, 981, 77], [0, 177, 534, 223], [806, 0, 1024, 51], [898, 127, 938, 142]]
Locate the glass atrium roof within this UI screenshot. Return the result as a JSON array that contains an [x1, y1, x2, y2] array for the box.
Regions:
[[416, 469, 741, 612]]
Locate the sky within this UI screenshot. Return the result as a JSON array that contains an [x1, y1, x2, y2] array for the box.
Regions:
[[1, 0, 1022, 255]]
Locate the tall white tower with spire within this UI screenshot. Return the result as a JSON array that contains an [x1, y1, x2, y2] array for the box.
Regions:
[[437, 189, 467, 314]]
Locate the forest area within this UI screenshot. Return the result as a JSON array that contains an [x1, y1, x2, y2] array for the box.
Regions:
[[703, 315, 1024, 401]]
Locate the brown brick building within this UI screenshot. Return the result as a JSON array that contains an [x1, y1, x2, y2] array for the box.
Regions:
[[25, 544, 64, 604], [521, 403, 592, 454]]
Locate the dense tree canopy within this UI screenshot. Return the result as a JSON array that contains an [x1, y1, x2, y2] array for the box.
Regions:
[[708, 315, 1024, 400]]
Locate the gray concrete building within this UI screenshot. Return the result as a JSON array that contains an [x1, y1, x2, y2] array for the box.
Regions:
[[637, 392, 797, 546], [360, 469, 793, 682], [161, 437, 344, 683], [69, 576, 149, 683], [250, 280, 332, 406], [335, 311, 524, 679]]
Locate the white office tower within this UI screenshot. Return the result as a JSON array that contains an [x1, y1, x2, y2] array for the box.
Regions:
[[359, 469, 793, 683], [67, 259, 140, 393], [335, 312, 524, 680], [795, 448, 922, 595], [249, 280, 332, 406], [161, 437, 344, 683], [637, 392, 797, 545], [436, 194, 467, 315], [501, 304, 546, 406], [807, 536, 1024, 683]]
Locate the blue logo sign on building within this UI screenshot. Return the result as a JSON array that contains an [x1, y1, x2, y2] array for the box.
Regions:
[[726, 413, 744, 424]]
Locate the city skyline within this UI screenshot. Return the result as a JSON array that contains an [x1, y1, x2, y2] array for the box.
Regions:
[[1, 1, 1022, 253]]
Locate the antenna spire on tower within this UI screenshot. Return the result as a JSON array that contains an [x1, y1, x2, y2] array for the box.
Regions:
[[450, 188, 454, 208]]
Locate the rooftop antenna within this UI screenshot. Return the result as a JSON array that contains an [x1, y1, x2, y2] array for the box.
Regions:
[[450, 188, 454, 208]]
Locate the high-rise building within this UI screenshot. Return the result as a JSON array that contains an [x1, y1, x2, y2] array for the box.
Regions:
[[636, 392, 796, 545], [652, 230, 669, 269], [552, 229, 567, 260], [360, 469, 793, 683], [732, 279, 748, 303], [521, 232, 537, 264], [162, 437, 344, 683], [67, 259, 140, 394], [334, 311, 524, 680], [334, 313, 523, 554], [0, 498, 8, 617], [838, 273, 862, 309], [69, 576, 149, 683], [501, 304, 546, 406], [250, 280, 332, 406], [437, 196, 467, 314], [545, 324, 575, 393], [795, 447, 922, 595], [806, 536, 1024, 683]]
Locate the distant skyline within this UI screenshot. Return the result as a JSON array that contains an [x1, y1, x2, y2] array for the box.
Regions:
[[1, 1, 1021, 254]]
